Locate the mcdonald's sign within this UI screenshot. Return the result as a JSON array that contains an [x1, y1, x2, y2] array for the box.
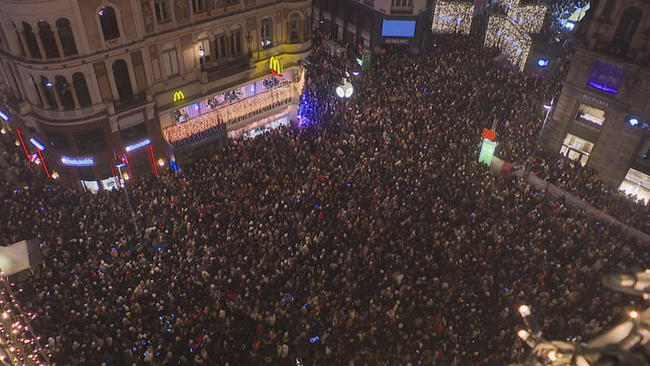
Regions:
[[173, 90, 185, 102], [269, 56, 283, 76]]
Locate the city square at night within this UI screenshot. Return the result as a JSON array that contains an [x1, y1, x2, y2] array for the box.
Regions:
[[1, 0, 650, 365]]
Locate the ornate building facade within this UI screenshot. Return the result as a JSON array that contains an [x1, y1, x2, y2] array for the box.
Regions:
[[542, 0, 650, 203], [0, 0, 311, 191]]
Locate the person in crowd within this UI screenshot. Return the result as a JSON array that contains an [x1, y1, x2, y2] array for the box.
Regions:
[[0, 29, 646, 366]]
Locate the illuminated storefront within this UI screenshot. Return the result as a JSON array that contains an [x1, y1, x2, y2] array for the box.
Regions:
[[619, 168, 650, 204], [163, 68, 305, 159], [171, 76, 285, 125], [560, 133, 594, 166]]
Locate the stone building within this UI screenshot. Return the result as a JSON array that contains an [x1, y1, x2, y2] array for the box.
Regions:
[[542, 0, 650, 203], [0, 0, 311, 191], [312, 0, 431, 53]]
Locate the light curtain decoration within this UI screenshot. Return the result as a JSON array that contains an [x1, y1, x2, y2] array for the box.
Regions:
[[431, 1, 475, 34], [485, 15, 532, 71], [502, 0, 547, 34], [485, 0, 547, 71]]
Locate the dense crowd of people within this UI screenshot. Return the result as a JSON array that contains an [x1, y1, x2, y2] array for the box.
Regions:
[[526, 152, 650, 232], [0, 32, 648, 366]]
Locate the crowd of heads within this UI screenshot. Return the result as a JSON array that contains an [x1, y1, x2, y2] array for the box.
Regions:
[[0, 32, 648, 366], [0, 134, 38, 187], [526, 153, 650, 232]]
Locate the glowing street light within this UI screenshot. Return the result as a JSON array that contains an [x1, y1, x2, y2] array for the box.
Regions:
[[335, 79, 354, 99], [517, 329, 530, 341]]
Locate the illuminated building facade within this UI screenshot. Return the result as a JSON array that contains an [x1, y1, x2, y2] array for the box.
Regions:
[[312, 0, 431, 53], [541, 0, 650, 203], [0, 0, 311, 191]]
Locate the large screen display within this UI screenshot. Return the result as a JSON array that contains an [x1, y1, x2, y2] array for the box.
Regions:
[[381, 20, 416, 38]]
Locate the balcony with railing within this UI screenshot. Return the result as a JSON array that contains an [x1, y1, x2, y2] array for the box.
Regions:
[[31, 102, 107, 123], [113, 92, 149, 113], [203, 56, 252, 83]]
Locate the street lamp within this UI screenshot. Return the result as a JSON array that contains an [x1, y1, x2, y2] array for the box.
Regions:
[[334, 78, 354, 133], [532, 98, 554, 158], [197, 45, 205, 69], [514, 270, 650, 366], [335, 78, 354, 99], [114, 156, 140, 238], [245, 31, 253, 59]]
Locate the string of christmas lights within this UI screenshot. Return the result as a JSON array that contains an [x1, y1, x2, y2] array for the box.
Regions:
[[164, 73, 305, 145], [0, 271, 50, 366], [431, 1, 475, 34], [485, 15, 532, 71]]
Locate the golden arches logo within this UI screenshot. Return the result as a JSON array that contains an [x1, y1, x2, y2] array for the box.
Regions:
[[173, 90, 185, 102], [270, 56, 283, 76]]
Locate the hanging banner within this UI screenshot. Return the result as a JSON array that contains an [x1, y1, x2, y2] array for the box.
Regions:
[[479, 139, 497, 166]]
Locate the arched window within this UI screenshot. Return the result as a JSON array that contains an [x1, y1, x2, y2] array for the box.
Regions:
[[230, 25, 241, 55], [55, 75, 74, 109], [161, 43, 179, 77], [288, 13, 301, 43], [260, 17, 272, 48], [56, 18, 78, 56], [612, 7, 642, 53], [22, 22, 42, 59], [11, 22, 26, 57], [112, 59, 133, 100], [197, 32, 211, 64], [214, 29, 227, 59], [38, 21, 60, 59], [73, 72, 92, 107], [29, 76, 43, 105], [41, 76, 56, 108], [99, 6, 120, 41]]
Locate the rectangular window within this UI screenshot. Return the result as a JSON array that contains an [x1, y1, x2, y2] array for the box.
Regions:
[[192, 0, 205, 13], [576, 104, 606, 126], [75, 129, 106, 153], [560, 133, 594, 166], [230, 30, 241, 55], [587, 61, 625, 94], [347, 8, 356, 23], [363, 14, 372, 31], [154, 0, 171, 23]]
